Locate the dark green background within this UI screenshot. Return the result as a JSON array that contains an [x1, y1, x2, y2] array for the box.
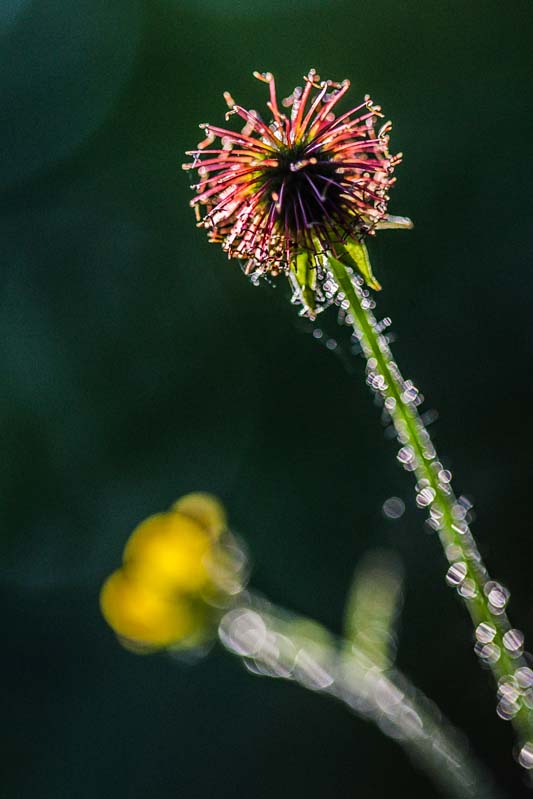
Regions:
[[3, 1, 533, 796]]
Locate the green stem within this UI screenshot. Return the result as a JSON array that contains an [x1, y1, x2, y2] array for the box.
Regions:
[[327, 256, 533, 762]]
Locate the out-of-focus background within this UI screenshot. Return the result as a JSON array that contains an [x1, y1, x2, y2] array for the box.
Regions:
[[3, 1, 533, 796]]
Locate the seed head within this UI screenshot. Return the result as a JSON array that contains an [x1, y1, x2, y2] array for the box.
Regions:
[[184, 70, 409, 316]]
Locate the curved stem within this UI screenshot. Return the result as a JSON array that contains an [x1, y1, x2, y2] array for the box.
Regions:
[[327, 256, 533, 764], [219, 597, 503, 799]]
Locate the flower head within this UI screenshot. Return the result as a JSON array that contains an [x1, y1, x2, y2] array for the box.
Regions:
[[184, 69, 410, 316], [100, 493, 247, 652]]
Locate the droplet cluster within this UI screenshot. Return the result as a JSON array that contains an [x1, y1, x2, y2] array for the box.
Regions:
[[219, 602, 495, 793]]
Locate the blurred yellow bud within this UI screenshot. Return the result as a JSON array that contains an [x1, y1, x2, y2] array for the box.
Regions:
[[172, 492, 227, 539], [100, 492, 248, 654], [124, 511, 212, 594], [100, 569, 199, 648]]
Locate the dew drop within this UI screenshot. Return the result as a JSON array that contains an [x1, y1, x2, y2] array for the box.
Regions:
[[218, 609, 266, 657], [503, 629, 524, 653], [515, 667, 533, 689], [416, 487, 436, 508], [430, 505, 444, 521], [451, 521, 468, 536], [370, 373, 387, 391], [402, 384, 419, 403], [445, 544, 462, 561], [382, 496, 405, 520], [498, 677, 519, 700], [485, 582, 510, 612], [496, 698, 520, 721], [438, 482, 452, 496], [459, 497, 474, 513], [518, 742, 533, 770], [293, 649, 333, 691], [397, 446, 415, 465], [475, 641, 501, 664], [445, 561, 467, 587], [475, 623, 496, 644], [458, 578, 478, 599]]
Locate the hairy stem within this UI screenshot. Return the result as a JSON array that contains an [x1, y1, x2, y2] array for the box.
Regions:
[[327, 256, 533, 764], [219, 597, 503, 799]]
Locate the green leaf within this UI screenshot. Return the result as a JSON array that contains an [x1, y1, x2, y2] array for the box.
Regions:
[[290, 250, 317, 317], [343, 549, 404, 670], [336, 238, 382, 291], [374, 214, 414, 231]]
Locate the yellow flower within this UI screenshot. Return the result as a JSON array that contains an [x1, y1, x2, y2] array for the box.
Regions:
[[100, 569, 200, 649], [99, 492, 245, 652], [124, 512, 213, 594], [172, 492, 227, 539]]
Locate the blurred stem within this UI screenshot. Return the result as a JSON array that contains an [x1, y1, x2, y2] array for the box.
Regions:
[[327, 255, 533, 757], [219, 597, 503, 799]]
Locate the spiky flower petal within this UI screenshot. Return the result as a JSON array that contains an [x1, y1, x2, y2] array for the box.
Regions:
[[184, 70, 407, 316]]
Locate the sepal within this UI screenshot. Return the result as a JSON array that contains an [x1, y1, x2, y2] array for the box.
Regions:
[[336, 238, 382, 291]]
